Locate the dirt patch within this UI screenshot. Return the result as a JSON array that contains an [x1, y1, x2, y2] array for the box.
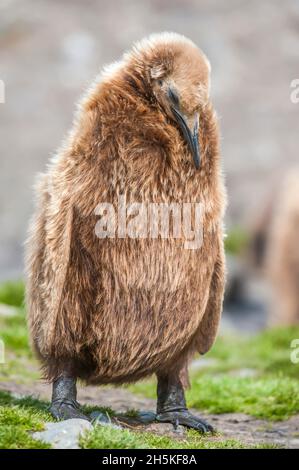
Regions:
[[1, 380, 299, 448]]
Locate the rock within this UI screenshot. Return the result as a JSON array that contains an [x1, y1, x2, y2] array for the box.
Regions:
[[4, 378, 299, 448], [32, 419, 92, 449]]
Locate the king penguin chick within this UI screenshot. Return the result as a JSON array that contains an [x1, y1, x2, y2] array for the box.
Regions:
[[25, 32, 226, 432], [266, 169, 299, 326]]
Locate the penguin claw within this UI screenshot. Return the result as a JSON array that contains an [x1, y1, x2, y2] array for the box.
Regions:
[[156, 410, 214, 433], [50, 399, 90, 421]]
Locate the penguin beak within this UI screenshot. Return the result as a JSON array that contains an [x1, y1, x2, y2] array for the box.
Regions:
[[167, 87, 200, 169], [171, 108, 200, 169]]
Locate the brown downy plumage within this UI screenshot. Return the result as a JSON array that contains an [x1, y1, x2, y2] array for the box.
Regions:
[[25, 32, 226, 387], [266, 169, 299, 326]]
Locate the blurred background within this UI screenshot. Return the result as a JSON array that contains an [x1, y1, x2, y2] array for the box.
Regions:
[[0, 0, 299, 331], [1, 2, 299, 448]]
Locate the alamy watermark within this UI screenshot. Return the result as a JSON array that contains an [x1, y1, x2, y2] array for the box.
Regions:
[[290, 339, 299, 364], [0, 339, 5, 364], [290, 79, 299, 104], [95, 195, 204, 249]]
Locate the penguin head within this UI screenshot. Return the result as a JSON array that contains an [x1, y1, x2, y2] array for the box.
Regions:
[[129, 32, 211, 169]]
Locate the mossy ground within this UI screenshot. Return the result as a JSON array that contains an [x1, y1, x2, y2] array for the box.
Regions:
[[0, 390, 51, 448], [130, 327, 299, 420], [80, 426, 275, 449], [0, 280, 298, 448]]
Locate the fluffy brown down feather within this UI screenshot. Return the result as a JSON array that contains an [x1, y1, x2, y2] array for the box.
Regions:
[[25, 33, 226, 385], [266, 169, 299, 326]]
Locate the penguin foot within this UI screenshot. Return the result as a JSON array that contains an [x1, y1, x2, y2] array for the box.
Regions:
[[156, 410, 214, 433], [50, 398, 90, 421]]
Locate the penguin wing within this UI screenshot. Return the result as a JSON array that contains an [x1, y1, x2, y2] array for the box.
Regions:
[[26, 173, 51, 355], [26, 172, 97, 357], [194, 232, 226, 355]]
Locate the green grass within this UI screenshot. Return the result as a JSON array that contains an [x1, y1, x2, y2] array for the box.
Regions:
[[0, 389, 277, 450], [187, 375, 299, 420], [0, 390, 272, 450], [0, 283, 38, 383], [0, 312, 32, 356], [0, 280, 30, 358], [130, 326, 299, 420], [193, 326, 299, 380], [0, 280, 25, 307], [0, 299, 37, 383], [225, 226, 249, 255], [0, 355, 39, 383], [0, 391, 51, 449], [0, 279, 298, 448], [80, 425, 273, 449], [82, 404, 117, 417]]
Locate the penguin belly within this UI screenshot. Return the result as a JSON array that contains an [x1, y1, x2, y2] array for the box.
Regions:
[[85, 242, 213, 384]]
